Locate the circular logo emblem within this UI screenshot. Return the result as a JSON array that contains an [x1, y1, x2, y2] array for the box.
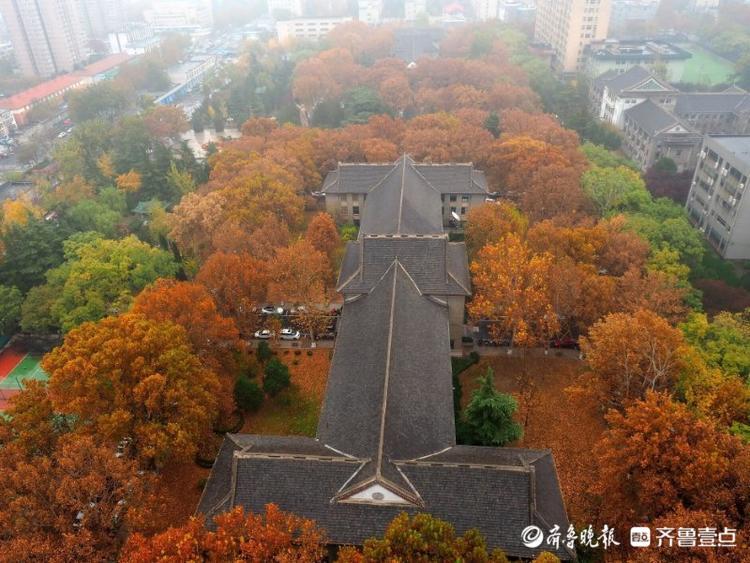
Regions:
[[521, 525, 544, 548]]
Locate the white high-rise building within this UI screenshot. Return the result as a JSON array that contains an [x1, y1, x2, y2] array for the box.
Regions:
[[144, 0, 214, 31], [358, 0, 382, 24], [0, 0, 90, 77], [534, 0, 612, 75], [404, 0, 427, 20], [473, 0, 499, 20]]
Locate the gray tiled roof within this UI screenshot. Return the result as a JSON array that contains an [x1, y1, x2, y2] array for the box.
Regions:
[[197, 441, 573, 559], [625, 99, 680, 135], [602, 65, 652, 94], [322, 159, 489, 196], [319, 260, 456, 463], [675, 92, 750, 114], [359, 156, 445, 235], [337, 236, 471, 296]]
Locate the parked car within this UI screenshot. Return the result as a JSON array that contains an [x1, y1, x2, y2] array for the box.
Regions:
[[550, 337, 580, 350], [280, 328, 301, 340], [253, 329, 274, 339], [478, 336, 512, 347], [260, 305, 284, 315]]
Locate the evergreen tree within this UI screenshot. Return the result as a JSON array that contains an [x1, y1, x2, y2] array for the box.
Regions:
[[462, 368, 523, 446]]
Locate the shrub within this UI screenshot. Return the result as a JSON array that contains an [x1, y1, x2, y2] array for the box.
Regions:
[[263, 357, 291, 397], [307, 350, 314, 356], [294, 350, 302, 356], [234, 375, 264, 412], [256, 341, 272, 363]]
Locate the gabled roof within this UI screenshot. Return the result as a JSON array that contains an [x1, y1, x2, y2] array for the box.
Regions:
[[322, 159, 489, 196], [337, 236, 470, 296], [625, 99, 683, 135], [359, 156, 445, 235], [602, 65, 676, 95], [197, 436, 573, 560], [675, 92, 750, 115], [319, 260, 456, 465]]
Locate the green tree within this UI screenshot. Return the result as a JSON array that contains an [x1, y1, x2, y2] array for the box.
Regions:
[[234, 375, 264, 412], [625, 199, 705, 267], [20, 285, 59, 333], [38, 234, 177, 332], [65, 199, 121, 237], [681, 310, 750, 381], [461, 368, 523, 446], [256, 340, 273, 363], [263, 357, 290, 397], [0, 285, 23, 335], [0, 219, 70, 292], [581, 165, 650, 215], [67, 81, 132, 123], [580, 142, 638, 170]]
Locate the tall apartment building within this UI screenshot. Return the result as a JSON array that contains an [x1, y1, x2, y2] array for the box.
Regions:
[[534, 0, 612, 75], [0, 0, 90, 77], [81, 0, 125, 38], [686, 136, 750, 259], [473, 0, 499, 21]]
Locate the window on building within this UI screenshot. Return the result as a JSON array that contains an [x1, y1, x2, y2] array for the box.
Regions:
[[449, 195, 457, 202]]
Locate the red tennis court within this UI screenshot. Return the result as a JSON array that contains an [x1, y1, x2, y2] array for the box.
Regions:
[[0, 346, 25, 380]]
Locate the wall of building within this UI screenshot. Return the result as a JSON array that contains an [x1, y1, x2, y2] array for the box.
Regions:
[[686, 137, 750, 259], [534, 0, 612, 74]]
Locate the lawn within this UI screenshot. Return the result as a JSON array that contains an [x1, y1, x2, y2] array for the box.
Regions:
[[459, 354, 605, 524], [676, 43, 736, 85], [241, 348, 331, 436]]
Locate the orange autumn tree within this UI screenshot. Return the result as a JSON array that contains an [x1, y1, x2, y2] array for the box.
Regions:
[[578, 309, 686, 409], [338, 512, 509, 562], [0, 432, 147, 560], [305, 212, 341, 262], [120, 504, 326, 562], [593, 392, 750, 535], [195, 251, 268, 336], [131, 279, 240, 370], [469, 233, 558, 347], [267, 240, 331, 306], [43, 313, 220, 468], [464, 201, 528, 259]]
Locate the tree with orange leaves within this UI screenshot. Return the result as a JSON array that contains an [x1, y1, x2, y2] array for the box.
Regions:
[[306, 212, 341, 261], [469, 233, 558, 347], [115, 170, 142, 192], [0, 433, 147, 561], [43, 313, 220, 468], [131, 279, 240, 371], [120, 504, 326, 562], [579, 309, 685, 409], [465, 201, 528, 258], [142, 106, 189, 140], [267, 240, 330, 306], [593, 392, 750, 536], [486, 136, 578, 202], [195, 251, 268, 336]]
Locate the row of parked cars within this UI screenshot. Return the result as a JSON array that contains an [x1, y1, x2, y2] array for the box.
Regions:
[[251, 304, 341, 341], [476, 336, 580, 350]]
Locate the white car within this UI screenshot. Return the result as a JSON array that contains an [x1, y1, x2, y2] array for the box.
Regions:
[[280, 328, 301, 341], [261, 305, 284, 315], [253, 329, 274, 339]]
